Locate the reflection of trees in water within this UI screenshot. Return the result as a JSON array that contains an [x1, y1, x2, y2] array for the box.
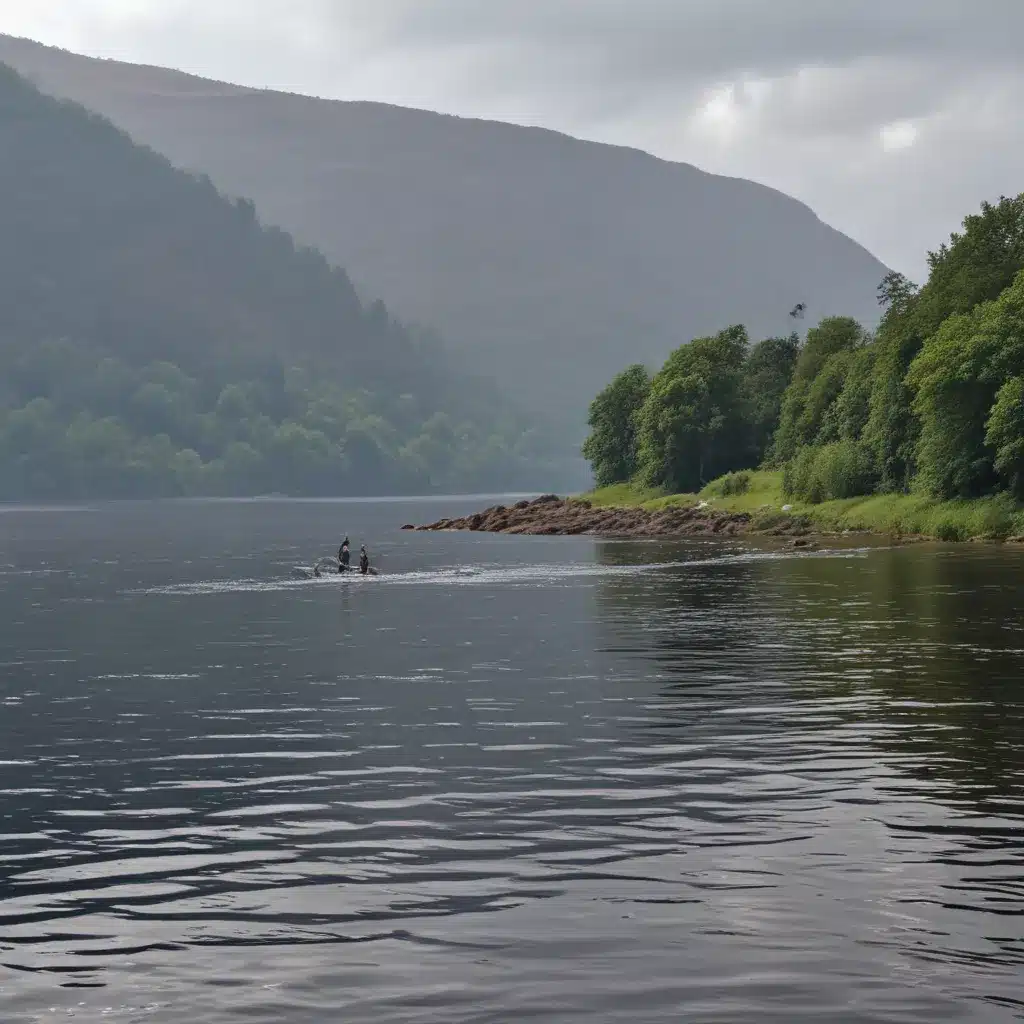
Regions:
[[593, 540, 1024, 814], [768, 546, 1024, 814]]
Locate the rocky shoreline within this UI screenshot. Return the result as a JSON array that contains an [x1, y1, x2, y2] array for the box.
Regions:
[[403, 494, 818, 542]]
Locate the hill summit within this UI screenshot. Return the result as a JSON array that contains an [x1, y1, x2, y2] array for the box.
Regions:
[[0, 34, 889, 437]]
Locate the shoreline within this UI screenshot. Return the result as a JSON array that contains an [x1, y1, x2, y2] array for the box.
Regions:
[[405, 494, 838, 546], [404, 476, 1024, 546]]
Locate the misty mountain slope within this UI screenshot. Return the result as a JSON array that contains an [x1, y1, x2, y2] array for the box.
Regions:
[[0, 34, 889, 432], [0, 62, 556, 498]]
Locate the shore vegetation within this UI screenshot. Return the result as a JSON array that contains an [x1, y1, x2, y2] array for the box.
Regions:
[[582, 194, 1024, 542]]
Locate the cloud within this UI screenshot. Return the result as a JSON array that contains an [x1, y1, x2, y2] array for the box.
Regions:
[[2, 0, 1023, 278], [337, 0, 1024, 76], [880, 121, 918, 153]]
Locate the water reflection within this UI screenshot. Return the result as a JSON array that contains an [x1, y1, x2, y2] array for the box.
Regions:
[[2, 506, 1024, 1021], [593, 541, 1024, 797], [592, 539, 1024, 990]]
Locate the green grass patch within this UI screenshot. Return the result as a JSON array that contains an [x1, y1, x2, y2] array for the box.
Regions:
[[580, 482, 693, 511], [578, 470, 1024, 541]]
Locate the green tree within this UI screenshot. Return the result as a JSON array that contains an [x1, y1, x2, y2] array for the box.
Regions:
[[985, 377, 1024, 499], [797, 349, 855, 446], [863, 321, 923, 492], [635, 326, 748, 491], [222, 440, 265, 494], [876, 270, 918, 319], [770, 317, 866, 463], [63, 413, 135, 496], [866, 196, 1024, 493], [908, 269, 1024, 499], [581, 364, 651, 486], [742, 334, 799, 465], [0, 398, 65, 497], [171, 447, 206, 495], [832, 345, 877, 443], [915, 194, 1024, 337]]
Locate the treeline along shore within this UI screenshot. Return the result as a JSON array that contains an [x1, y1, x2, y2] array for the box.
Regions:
[[411, 194, 1024, 544]]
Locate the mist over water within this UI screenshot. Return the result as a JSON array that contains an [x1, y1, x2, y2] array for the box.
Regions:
[[1, 499, 1022, 1023]]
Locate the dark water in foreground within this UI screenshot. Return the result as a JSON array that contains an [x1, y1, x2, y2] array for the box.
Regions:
[[1, 498, 1023, 1023]]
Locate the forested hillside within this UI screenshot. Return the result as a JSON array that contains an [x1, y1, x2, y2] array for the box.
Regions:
[[584, 194, 1024, 524], [0, 63, 556, 499], [0, 34, 889, 437]]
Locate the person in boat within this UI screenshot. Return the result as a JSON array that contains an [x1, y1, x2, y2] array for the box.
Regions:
[[338, 537, 351, 573], [359, 545, 370, 575]]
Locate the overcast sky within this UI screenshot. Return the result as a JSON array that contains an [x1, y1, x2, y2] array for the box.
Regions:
[[2, 0, 1021, 280]]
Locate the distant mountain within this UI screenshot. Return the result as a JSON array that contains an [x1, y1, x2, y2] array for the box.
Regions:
[[0, 34, 889, 438], [0, 63, 557, 500]]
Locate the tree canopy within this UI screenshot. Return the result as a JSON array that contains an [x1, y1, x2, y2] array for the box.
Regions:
[[0, 63, 560, 498], [635, 326, 750, 492], [582, 192, 1024, 509], [581, 365, 650, 487]]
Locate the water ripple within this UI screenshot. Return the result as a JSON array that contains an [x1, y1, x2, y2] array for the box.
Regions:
[[0, 504, 1021, 1022]]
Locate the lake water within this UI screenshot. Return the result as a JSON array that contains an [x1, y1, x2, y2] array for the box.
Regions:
[[1, 498, 1022, 1023]]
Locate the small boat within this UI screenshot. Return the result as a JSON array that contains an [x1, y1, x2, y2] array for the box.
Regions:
[[334, 560, 381, 577], [292, 557, 379, 579]]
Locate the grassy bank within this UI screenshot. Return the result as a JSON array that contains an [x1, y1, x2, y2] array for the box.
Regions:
[[582, 471, 1024, 542]]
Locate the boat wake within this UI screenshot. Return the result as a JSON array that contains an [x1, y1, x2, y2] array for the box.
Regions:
[[128, 547, 870, 597]]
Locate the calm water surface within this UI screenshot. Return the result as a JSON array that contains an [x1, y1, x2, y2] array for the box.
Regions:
[[0, 498, 1022, 1023]]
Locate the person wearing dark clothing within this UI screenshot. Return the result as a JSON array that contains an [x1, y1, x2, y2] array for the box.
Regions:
[[359, 546, 369, 575], [339, 537, 350, 573]]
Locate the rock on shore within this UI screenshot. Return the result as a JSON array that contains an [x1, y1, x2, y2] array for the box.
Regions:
[[403, 494, 811, 539]]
